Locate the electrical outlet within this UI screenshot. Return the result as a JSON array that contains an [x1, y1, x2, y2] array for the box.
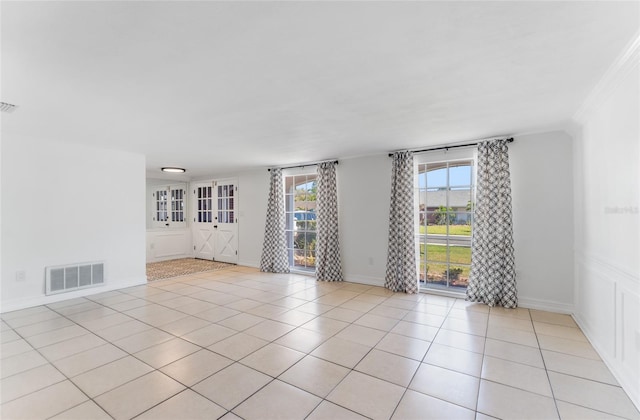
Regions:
[[150, 243, 155, 250], [16, 271, 26, 282], [368, 257, 374, 265]]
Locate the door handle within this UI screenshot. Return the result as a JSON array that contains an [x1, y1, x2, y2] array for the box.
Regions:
[[213, 225, 218, 229]]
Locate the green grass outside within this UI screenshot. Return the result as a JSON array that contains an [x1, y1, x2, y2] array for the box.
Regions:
[[419, 225, 471, 236], [420, 244, 471, 280], [422, 244, 471, 264]]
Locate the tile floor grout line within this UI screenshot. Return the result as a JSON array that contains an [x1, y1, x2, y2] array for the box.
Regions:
[[532, 311, 563, 420], [280, 288, 422, 419], [37, 285, 257, 419], [387, 296, 453, 419], [3, 268, 639, 420], [2, 317, 113, 418], [52, 271, 304, 419]]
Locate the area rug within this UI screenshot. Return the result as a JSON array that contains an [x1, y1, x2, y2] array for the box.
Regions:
[[146, 258, 234, 281]]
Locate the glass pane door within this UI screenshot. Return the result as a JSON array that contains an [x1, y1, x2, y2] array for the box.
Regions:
[[196, 186, 213, 223], [284, 173, 317, 272], [418, 160, 474, 291]]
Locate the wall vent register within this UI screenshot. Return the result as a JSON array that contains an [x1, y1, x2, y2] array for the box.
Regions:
[[45, 262, 105, 295]]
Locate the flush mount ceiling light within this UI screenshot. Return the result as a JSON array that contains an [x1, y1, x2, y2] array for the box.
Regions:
[[161, 167, 186, 173], [1, 102, 18, 113]]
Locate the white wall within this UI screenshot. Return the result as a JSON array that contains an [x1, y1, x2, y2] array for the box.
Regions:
[[0, 130, 577, 317], [207, 160, 393, 278], [335, 135, 575, 312], [222, 157, 392, 284], [338, 154, 392, 285], [162, 137, 575, 314], [236, 170, 270, 268], [1, 137, 147, 312], [572, 55, 639, 408], [509, 131, 575, 311]]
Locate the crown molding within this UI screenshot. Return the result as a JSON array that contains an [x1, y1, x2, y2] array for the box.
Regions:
[[573, 31, 640, 124]]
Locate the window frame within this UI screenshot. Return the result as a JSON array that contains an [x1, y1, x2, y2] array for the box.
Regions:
[[414, 148, 477, 294], [194, 184, 214, 224], [152, 184, 187, 228], [283, 167, 318, 274]]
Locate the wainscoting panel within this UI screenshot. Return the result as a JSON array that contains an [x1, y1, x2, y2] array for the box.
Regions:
[[574, 252, 640, 411], [578, 260, 617, 358], [146, 229, 193, 263], [620, 284, 640, 380]]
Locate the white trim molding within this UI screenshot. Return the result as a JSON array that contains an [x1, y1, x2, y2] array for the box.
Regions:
[[517, 296, 574, 314], [1, 276, 147, 314], [343, 274, 385, 287], [573, 31, 640, 124], [238, 259, 260, 269]]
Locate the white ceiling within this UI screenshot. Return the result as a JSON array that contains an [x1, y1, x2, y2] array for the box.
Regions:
[[2, 1, 638, 179]]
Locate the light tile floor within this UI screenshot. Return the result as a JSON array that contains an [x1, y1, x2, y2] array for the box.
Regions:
[[1, 266, 639, 420]]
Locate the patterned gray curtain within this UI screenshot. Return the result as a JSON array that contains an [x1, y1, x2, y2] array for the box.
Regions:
[[466, 139, 517, 307], [385, 151, 418, 293], [315, 162, 343, 282], [260, 169, 290, 273]]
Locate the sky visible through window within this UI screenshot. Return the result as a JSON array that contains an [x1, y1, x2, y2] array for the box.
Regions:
[[296, 181, 316, 191], [419, 164, 472, 189]]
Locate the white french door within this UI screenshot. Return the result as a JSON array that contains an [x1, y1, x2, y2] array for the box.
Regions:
[[192, 179, 238, 263], [213, 179, 238, 264], [193, 182, 215, 260]]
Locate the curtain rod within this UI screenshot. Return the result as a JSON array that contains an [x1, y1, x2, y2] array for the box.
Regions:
[[268, 159, 339, 171], [388, 137, 514, 157]]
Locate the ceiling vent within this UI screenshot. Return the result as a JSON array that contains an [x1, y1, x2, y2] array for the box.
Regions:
[[1, 102, 18, 113]]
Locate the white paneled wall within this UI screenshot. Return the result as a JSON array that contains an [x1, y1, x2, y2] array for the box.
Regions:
[[572, 38, 639, 409], [574, 254, 640, 409], [146, 229, 193, 263]]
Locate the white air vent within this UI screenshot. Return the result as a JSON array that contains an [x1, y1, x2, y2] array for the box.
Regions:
[[0, 102, 18, 113], [45, 262, 105, 295]]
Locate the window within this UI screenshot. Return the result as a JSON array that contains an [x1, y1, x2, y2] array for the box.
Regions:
[[416, 152, 474, 291], [284, 172, 317, 272], [153, 184, 187, 228], [171, 188, 185, 223], [155, 189, 168, 223], [217, 184, 235, 224], [196, 185, 213, 223]]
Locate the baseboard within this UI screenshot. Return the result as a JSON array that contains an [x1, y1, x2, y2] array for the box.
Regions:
[[0, 276, 147, 313], [146, 253, 194, 264], [341, 276, 577, 314], [517, 296, 574, 314], [573, 313, 640, 412], [343, 274, 385, 287], [238, 260, 260, 269], [421, 287, 466, 299]]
